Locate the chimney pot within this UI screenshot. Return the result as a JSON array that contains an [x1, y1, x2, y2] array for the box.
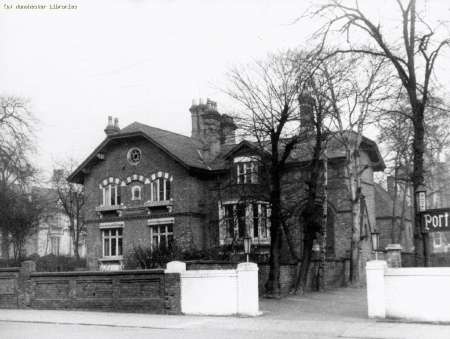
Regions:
[[114, 117, 119, 129], [108, 116, 113, 126], [192, 99, 197, 106]]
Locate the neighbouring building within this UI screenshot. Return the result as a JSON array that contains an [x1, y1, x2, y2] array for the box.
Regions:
[[26, 187, 87, 258], [375, 182, 414, 253], [68, 99, 385, 284], [0, 187, 86, 259]]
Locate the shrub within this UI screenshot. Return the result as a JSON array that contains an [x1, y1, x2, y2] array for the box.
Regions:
[[34, 254, 87, 272], [124, 242, 255, 269], [124, 243, 183, 269]]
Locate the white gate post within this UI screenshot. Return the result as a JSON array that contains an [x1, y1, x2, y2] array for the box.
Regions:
[[366, 260, 387, 318], [237, 262, 259, 316]]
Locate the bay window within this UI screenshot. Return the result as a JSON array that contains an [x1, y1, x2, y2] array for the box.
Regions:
[[221, 201, 270, 241]]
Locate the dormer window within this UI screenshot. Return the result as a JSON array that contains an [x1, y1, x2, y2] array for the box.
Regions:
[[234, 156, 259, 184], [131, 185, 141, 200]]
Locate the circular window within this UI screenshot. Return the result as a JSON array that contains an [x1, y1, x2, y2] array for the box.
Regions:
[[127, 148, 142, 165]]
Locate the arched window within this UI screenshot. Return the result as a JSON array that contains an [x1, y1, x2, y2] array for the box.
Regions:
[[131, 185, 141, 200], [150, 173, 172, 201], [102, 184, 121, 206]]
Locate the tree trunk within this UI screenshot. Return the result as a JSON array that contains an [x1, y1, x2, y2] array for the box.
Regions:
[[412, 103, 428, 266], [265, 167, 282, 297], [391, 167, 399, 243], [350, 199, 361, 284], [294, 232, 314, 294], [70, 218, 80, 260], [265, 225, 282, 297]]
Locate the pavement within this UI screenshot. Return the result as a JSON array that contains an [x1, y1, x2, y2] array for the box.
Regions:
[[1, 287, 450, 338]]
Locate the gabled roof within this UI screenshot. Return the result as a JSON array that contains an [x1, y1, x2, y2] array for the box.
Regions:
[[68, 122, 209, 183], [221, 131, 385, 171], [68, 121, 385, 184]]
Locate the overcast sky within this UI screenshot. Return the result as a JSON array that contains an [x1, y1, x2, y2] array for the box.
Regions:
[[1, 0, 449, 180]]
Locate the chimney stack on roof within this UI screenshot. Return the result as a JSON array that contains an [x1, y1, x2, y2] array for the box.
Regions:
[[104, 116, 120, 136], [189, 98, 237, 160]]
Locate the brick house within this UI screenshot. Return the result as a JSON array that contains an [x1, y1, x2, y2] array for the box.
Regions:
[[69, 99, 385, 276]]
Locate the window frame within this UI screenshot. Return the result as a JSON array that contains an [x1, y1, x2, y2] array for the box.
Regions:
[[234, 156, 260, 184], [149, 222, 174, 251], [221, 201, 270, 241], [151, 177, 171, 201], [131, 185, 142, 201], [102, 184, 121, 206], [101, 227, 123, 259], [127, 147, 142, 165]]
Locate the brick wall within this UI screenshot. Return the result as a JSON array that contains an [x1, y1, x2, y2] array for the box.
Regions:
[[0, 262, 181, 314], [0, 268, 19, 308], [185, 259, 349, 295]]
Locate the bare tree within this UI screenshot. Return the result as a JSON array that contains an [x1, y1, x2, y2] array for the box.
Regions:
[[314, 0, 450, 266], [52, 162, 86, 259], [290, 68, 330, 294], [225, 51, 314, 296], [0, 96, 37, 258], [323, 54, 391, 284], [378, 96, 450, 244]]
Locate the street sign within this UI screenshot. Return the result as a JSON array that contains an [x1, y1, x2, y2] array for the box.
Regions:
[[422, 208, 450, 233]]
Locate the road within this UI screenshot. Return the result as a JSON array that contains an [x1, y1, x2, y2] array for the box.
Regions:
[[0, 321, 344, 339], [1, 288, 450, 339]]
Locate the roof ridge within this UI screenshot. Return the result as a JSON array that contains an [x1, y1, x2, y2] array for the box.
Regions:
[[125, 121, 193, 141]]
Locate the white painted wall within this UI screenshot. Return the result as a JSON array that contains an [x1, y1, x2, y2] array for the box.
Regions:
[[165, 261, 260, 316], [366, 260, 450, 322]]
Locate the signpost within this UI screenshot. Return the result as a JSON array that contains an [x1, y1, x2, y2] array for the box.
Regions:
[[421, 209, 450, 233]]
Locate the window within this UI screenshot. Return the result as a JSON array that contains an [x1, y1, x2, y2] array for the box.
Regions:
[[102, 228, 123, 257], [50, 237, 60, 255], [102, 184, 121, 206], [433, 233, 442, 247], [236, 162, 258, 184], [224, 205, 235, 238], [252, 203, 269, 238], [234, 156, 260, 184], [237, 204, 246, 238], [127, 147, 142, 165], [222, 202, 269, 240], [151, 224, 174, 250], [131, 185, 141, 200], [151, 177, 171, 201]]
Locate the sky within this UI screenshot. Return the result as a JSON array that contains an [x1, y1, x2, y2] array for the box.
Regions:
[[1, 0, 450, 180]]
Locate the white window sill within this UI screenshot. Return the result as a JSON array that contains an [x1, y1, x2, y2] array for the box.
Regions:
[[144, 200, 173, 207], [95, 205, 125, 212], [223, 238, 271, 245], [99, 256, 123, 262]]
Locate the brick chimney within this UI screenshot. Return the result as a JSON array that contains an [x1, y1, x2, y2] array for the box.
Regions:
[[104, 116, 120, 136], [190, 98, 236, 161], [221, 114, 237, 145]]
